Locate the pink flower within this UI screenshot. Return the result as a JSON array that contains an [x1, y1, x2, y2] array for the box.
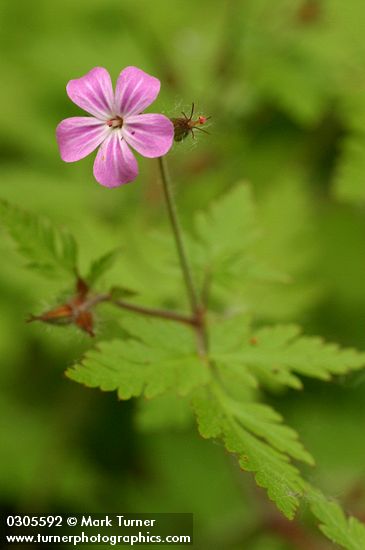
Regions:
[[56, 66, 174, 188]]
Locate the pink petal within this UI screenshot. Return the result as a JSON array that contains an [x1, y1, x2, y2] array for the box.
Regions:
[[93, 131, 138, 188], [122, 114, 174, 158], [56, 117, 110, 162], [66, 67, 114, 119], [115, 66, 161, 117]]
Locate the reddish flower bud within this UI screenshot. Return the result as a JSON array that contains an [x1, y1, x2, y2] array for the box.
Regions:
[[74, 310, 95, 337], [28, 304, 74, 326], [28, 277, 95, 336]]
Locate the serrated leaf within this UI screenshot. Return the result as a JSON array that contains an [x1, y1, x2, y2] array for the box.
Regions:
[[210, 316, 365, 389], [192, 313, 365, 518], [189, 183, 284, 301], [223, 399, 314, 465], [191, 184, 261, 285], [194, 183, 258, 264], [308, 487, 365, 550], [0, 199, 78, 277], [192, 386, 307, 519], [192, 387, 224, 439], [85, 248, 121, 287], [66, 316, 210, 399]]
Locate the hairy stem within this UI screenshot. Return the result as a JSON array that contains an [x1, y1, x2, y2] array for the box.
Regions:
[[113, 299, 196, 325], [83, 294, 196, 326], [158, 156, 208, 356], [158, 156, 200, 316], [86, 157, 208, 355]]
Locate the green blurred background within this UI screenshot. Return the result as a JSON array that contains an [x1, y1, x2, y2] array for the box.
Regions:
[[1, 0, 365, 548]]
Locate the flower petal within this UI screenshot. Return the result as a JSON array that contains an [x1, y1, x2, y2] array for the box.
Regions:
[[56, 117, 110, 162], [122, 114, 174, 158], [66, 67, 114, 119], [93, 131, 138, 188], [115, 66, 161, 117]]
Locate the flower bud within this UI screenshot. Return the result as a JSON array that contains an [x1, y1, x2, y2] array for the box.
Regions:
[[28, 304, 74, 326], [171, 103, 210, 141], [28, 277, 95, 336]]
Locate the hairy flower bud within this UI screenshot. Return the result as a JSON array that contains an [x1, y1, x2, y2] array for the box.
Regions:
[[28, 304, 74, 325], [171, 103, 210, 141], [28, 278, 95, 336]]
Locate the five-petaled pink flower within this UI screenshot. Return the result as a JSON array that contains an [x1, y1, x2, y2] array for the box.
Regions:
[[56, 66, 174, 188]]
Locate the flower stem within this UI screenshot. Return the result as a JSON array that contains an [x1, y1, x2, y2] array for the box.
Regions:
[[158, 156, 200, 316], [89, 158, 207, 352], [158, 156, 208, 357]]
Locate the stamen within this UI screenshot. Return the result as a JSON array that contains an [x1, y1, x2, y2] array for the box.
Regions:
[[107, 116, 124, 129]]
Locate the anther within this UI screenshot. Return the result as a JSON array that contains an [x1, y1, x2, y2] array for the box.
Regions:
[[107, 116, 124, 128]]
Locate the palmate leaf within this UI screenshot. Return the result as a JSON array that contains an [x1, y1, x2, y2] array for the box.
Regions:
[[0, 199, 78, 277], [190, 183, 264, 284], [138, 186, 258, 301], [194, 183, 258, 264], [68, 312, 365, 520], [308, 488, 365, 550], [189, 183, 285, 300], [68, 314, 312, 518], [66, 316, 209, 399]]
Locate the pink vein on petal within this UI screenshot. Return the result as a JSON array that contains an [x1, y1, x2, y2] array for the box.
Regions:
[[123, 114, 174, 158], [56, 117, 110, 162], [115, 66, 161, 117], [93, 131, 138, 188], [66, 67, 114, 119]]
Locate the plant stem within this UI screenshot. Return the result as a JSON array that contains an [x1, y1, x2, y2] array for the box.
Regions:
[[83, 294, 196, 326], [158, 156, 208, 357], [87, 157, 208, 355], [158, 156, 200, 316], [113, 299, 196, 326]]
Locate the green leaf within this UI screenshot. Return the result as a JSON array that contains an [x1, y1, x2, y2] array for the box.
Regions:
[[68, 310, 365, 521], [194, 183, 258, 265], [66, 316, 209, 399], [189, 183, 284, 304], [0, 199, 78, 277], [191, 183, 263, 286], [188, 314, 365, 518], [223, 399, 314, 465], [210, 316, 365, 389], [192, 385, 308, 519], [85, 248, 121, 287], [308, 487, 365, 550]]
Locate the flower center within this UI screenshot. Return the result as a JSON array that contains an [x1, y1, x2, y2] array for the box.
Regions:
[[107, 116, 123, 129]]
